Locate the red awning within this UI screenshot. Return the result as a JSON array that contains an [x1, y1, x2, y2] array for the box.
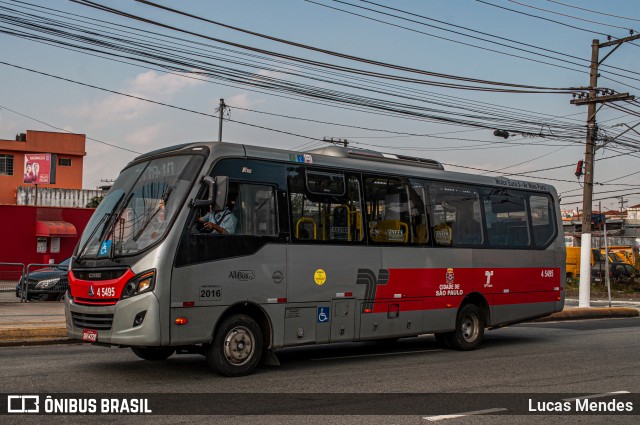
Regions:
[[35, 220, 77, 237]]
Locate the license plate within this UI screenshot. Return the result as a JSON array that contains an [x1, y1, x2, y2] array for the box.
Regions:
[[82, 329, 98, 343]]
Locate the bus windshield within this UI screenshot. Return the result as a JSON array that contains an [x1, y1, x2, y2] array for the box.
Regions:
[[76, 154, 204, 260]]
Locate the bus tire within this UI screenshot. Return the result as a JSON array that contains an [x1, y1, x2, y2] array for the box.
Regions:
[[131, 346, 175, 361], [446, 304, 485, 351], [207, 314, 263, 377]]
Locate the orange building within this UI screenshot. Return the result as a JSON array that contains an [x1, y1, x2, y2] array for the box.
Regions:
[[0, 130, 86, 204]]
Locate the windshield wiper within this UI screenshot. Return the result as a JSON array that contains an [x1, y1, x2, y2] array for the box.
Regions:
[[131, 187, 173, 243], [105, 192, 135, 260], [76, 192, 130, 262], [76, 212, 111, 263]]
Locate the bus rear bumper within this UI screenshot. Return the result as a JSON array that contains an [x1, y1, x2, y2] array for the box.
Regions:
[[65, 292, 162, 346]]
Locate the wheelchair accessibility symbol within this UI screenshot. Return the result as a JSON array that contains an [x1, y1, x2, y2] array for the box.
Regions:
[[98, 240, 112, 257], [317, 306, 330, 323]]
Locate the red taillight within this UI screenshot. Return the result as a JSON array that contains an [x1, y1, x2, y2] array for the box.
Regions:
[[175, 317, 188, 325]]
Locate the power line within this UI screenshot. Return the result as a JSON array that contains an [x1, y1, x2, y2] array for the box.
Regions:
[[307, 0, 589, 76], [544, 0, 640, 24], [476, 0, 614, 38], [506, 0, 638, 32], [0, 61, 323, 143], [80, 0, 581, 93], [0, 0, 592, 136], [0, 104, 142, 154], [316, 0, 640, 83]]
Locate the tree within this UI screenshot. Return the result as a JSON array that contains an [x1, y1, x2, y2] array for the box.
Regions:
[[86, 195, 104, 208]]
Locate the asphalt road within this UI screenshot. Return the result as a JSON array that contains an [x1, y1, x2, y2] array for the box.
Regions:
[[0, 317, 639, 424]]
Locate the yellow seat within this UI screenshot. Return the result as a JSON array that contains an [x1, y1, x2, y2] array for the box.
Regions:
[[370, 220, 408, 243], [296, 217, 317, 240]]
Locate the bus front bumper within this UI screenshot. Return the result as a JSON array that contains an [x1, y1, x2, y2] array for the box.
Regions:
[[65, 292, 162, 347]]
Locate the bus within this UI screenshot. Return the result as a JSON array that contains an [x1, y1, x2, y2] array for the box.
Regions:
[[66, 142, 565, 376]]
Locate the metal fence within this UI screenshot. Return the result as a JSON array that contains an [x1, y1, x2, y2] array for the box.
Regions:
[[0, 262, 68, 302], [0, 263, 25, 300]]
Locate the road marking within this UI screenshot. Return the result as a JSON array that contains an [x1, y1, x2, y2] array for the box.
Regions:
[[423, 407, 508, 421], [311, 348, 442, 361], [562, 391, 630, 402]]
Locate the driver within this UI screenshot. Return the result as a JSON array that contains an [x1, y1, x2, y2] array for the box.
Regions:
[[199, 199, 237, 235]]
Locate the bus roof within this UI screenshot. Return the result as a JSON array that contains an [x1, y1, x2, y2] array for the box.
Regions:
[[132, 141, 557, 195]]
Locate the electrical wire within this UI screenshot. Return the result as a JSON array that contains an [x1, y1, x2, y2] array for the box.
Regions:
[[0, 104, 142, 154], [544, 0, 640, 24], [79, 0, 582, 92], [507, 0, 637, 33], [319, 0, 640, 84]]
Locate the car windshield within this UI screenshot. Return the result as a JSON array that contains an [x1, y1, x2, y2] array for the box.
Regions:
[[76, 154, 204, 260]]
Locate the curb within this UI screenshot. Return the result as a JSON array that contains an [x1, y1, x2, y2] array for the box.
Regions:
[[530, 307, 639, 322], [0, 337, 72, 348], [0, 324, 67, 342]]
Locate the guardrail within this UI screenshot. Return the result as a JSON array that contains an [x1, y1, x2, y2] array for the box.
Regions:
[[0, 263, 25, 301], [1, 262, 69, 303], [22, 262, 68, 302]]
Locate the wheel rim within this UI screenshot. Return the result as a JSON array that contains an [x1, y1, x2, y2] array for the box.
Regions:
[[223, 326, 255, 366], [461, 313, 480, 343]]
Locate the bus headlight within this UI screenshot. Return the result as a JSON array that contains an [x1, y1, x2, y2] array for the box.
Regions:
[[121, 270, 156, 299]]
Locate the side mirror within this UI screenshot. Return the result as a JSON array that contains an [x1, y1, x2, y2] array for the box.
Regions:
[[212, 176, 228, 211], [192, 176, 216, 208]]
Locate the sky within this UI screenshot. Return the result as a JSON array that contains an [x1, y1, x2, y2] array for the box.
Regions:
[[1, 0, 639, 212]]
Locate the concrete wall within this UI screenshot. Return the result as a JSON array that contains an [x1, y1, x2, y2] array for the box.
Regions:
[[0, 205, 93, 265], [17, 187, 105, 208]]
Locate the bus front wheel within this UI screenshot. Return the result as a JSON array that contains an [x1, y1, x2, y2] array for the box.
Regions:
[[446, 304, 485, 351], [207, 314, 263, 377]]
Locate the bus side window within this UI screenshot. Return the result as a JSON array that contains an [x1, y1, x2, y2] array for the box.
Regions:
[[236, 184, 278, 237], [530, 195, 556, 247], [288, 168, 363, 243], [483, 191, 530, 248], [365, 175, 424, 245], [430, 184, 482, 247]]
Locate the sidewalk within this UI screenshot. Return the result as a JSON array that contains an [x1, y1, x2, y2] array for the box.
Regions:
[[0, 292, 67, 346], [0, 293, 638, 346]]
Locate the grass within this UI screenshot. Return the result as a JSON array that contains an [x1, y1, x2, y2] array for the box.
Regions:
[[565, 276, 640, 299]]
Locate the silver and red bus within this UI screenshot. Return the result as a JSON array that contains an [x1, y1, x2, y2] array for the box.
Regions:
[[66, 142, 565, 376]]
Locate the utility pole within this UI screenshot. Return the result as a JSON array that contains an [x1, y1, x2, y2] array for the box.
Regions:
[[619, 196, 627, 230], [570, 36, 636, 307], [217, 98, 227, 142]]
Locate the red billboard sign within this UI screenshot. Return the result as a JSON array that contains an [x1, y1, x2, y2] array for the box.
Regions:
[[24, 153, 52, 184]]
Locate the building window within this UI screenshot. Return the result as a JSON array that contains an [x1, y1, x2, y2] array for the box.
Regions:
[[0, 154, 14, 175], [58, 157, 72, 166]]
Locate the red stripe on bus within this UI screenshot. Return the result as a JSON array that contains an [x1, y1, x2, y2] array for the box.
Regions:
[[369, 267, 561, 313]]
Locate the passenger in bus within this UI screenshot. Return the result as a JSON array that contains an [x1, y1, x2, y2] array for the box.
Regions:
[[454, 202, 482, 245], [199, 199, 237, 235]]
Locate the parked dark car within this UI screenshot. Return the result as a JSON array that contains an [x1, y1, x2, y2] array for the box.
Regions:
[[591, 261, 639, 284], [15, 258, 70, 301]]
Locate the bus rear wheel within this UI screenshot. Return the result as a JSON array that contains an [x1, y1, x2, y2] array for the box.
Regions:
[[446, 304, 485, 351], [207, 314, 263, 377], [131, 346, 175, 361]]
